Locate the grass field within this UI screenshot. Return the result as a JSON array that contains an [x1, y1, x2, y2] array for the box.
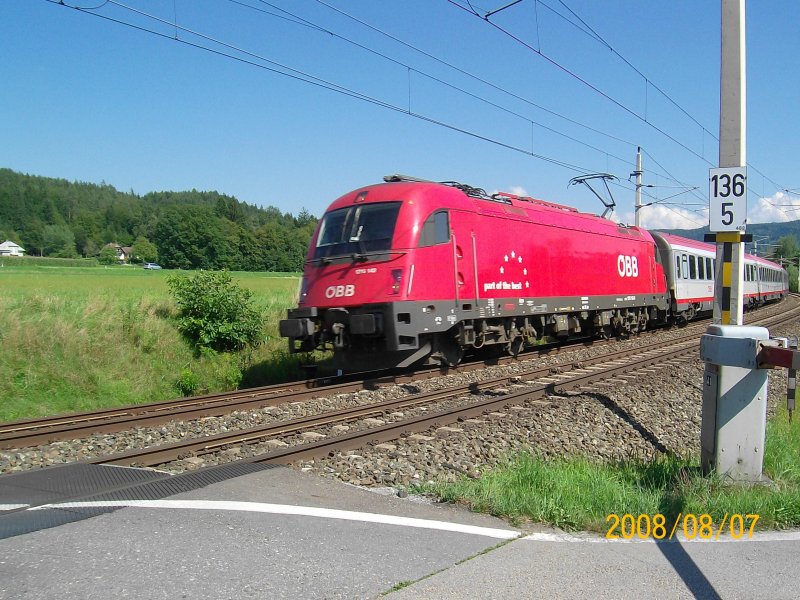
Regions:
[[0, 262, 310, 421]]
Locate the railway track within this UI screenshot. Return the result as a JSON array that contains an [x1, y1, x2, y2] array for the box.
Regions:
[[0, 337, 621, 450], [58, 295, 799, 470], [0, 312, 709, 450], [0, 302, 800, 466], [89, 338, 701, 468]]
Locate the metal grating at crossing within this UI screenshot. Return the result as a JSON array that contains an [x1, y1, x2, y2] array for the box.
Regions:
[[0, 462, 277, 540]]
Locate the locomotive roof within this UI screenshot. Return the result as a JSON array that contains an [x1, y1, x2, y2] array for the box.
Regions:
[[326, 178, 653, 240]]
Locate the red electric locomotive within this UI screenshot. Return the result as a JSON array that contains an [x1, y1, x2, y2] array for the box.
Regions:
[[280, 175, 670, 370]]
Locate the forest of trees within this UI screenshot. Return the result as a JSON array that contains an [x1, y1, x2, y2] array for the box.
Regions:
[[0, 169, 317, 271]]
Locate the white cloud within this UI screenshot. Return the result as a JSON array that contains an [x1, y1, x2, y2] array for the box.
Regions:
[[492, 185, 529, 197], [748, 191, 800, 224], [615, 191, 800, 230], [617, 205, 707, 230], [492, 189, 800, 230]]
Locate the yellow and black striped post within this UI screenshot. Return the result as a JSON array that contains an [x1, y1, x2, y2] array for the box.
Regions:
[[705, 232, 749, 325]]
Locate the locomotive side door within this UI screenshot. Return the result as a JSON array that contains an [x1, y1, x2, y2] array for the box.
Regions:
[[448, 209, 477, 307], [413, 209, 456, 302]]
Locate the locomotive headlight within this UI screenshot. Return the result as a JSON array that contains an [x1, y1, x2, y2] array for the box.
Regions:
[[297, 276, 309, 300], [390, 269, 403, 295]]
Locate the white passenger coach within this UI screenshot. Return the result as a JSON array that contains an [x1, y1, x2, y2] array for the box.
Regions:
[[651, 232, 788, 322]]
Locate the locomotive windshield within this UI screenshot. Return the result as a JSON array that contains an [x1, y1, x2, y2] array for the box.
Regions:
[[314, 201, 401, 259]]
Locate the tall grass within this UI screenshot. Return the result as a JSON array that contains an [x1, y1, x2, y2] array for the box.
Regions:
[[0, 265, 313, 421]]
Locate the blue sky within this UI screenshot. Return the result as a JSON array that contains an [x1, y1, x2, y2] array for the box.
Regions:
[[2, 0, 799, 228]]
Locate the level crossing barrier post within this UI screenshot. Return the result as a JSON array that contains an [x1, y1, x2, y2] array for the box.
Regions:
[[700, 325, 770, 481], [701, 325, 800, 481]]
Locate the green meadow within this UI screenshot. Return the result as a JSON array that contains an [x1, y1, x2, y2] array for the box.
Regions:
[[0, 261, 309, 421]]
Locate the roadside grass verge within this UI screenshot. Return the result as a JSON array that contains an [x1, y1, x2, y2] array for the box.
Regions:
[[424, 408, 800, 532]]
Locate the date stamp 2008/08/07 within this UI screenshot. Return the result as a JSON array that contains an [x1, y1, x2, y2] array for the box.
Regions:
[[605, 513, 759, 540]]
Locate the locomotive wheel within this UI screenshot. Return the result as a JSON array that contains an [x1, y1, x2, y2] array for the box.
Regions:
[[509, 335, 524, 358], [436, 334, 464, 367]]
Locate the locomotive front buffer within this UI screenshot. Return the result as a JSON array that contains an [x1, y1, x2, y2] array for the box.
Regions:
[[700, 325, 797, 483]]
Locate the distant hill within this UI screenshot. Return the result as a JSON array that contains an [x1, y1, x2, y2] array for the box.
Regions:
[[0, 169, 316, 271]]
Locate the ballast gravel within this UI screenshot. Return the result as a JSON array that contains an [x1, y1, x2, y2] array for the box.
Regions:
[[1, 303, 797, 493]]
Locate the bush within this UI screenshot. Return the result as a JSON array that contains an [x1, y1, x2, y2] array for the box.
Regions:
[[98, 246, 120, 265], [175, 368, 199, 396], [167, 270, 263, 352]]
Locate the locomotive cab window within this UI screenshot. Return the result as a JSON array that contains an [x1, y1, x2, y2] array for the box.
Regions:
[[418, 210, 450, 247], [315, 201, 402, 259]]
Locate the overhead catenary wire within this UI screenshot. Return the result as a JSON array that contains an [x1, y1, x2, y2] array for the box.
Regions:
[[257, 0, 705, 192], [445, 0, 717, 169], [45, 0, 707, 228], [447, 0, 792, 213], [239, 0, 639, 168], [44, 0, 604, 177], [45, 0, 780, 227], [309, 0, 638, 148]]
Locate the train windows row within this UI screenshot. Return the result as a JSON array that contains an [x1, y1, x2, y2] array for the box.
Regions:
[[675, 253, 713, 281], [745, 264, 785, 284], [677, 254, 785, 286], [758, 266, 783, 283]]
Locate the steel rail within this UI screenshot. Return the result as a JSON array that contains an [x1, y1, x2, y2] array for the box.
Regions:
[[86, 338, 708, 468], [251, 346, 700, 466]]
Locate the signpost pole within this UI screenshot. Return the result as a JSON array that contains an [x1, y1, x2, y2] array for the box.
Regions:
[[710, 0, 747, 325], [699, 0, 768, 482]]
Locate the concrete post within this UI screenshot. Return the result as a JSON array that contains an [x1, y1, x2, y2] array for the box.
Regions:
[[700, 325, 769, 481]]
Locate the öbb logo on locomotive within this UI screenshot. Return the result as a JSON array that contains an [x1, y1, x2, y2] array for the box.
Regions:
[[617, 255, 639, 278], [325, 285, 356, 299], [279, 175, 788, 371]]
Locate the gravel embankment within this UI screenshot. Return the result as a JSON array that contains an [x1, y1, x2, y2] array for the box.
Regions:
[[1, 307, 796, 487]]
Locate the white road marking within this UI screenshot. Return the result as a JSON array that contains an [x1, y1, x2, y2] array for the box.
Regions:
[[23, 500, 800, 544], [28, 500, 520, 540]]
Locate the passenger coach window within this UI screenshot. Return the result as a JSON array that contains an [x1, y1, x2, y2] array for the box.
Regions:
[[419, 210, 450, 247], [706, 258, 713, 279], [698, 257, 705, 280], [689, 256, 697, 279]]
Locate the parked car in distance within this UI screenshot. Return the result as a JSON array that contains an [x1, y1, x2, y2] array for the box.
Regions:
[[143, 263, 162, 270]]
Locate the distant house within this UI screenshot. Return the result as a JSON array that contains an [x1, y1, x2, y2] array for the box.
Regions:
[[0, 240, 25, 257], [103, 243, 133, 263]]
